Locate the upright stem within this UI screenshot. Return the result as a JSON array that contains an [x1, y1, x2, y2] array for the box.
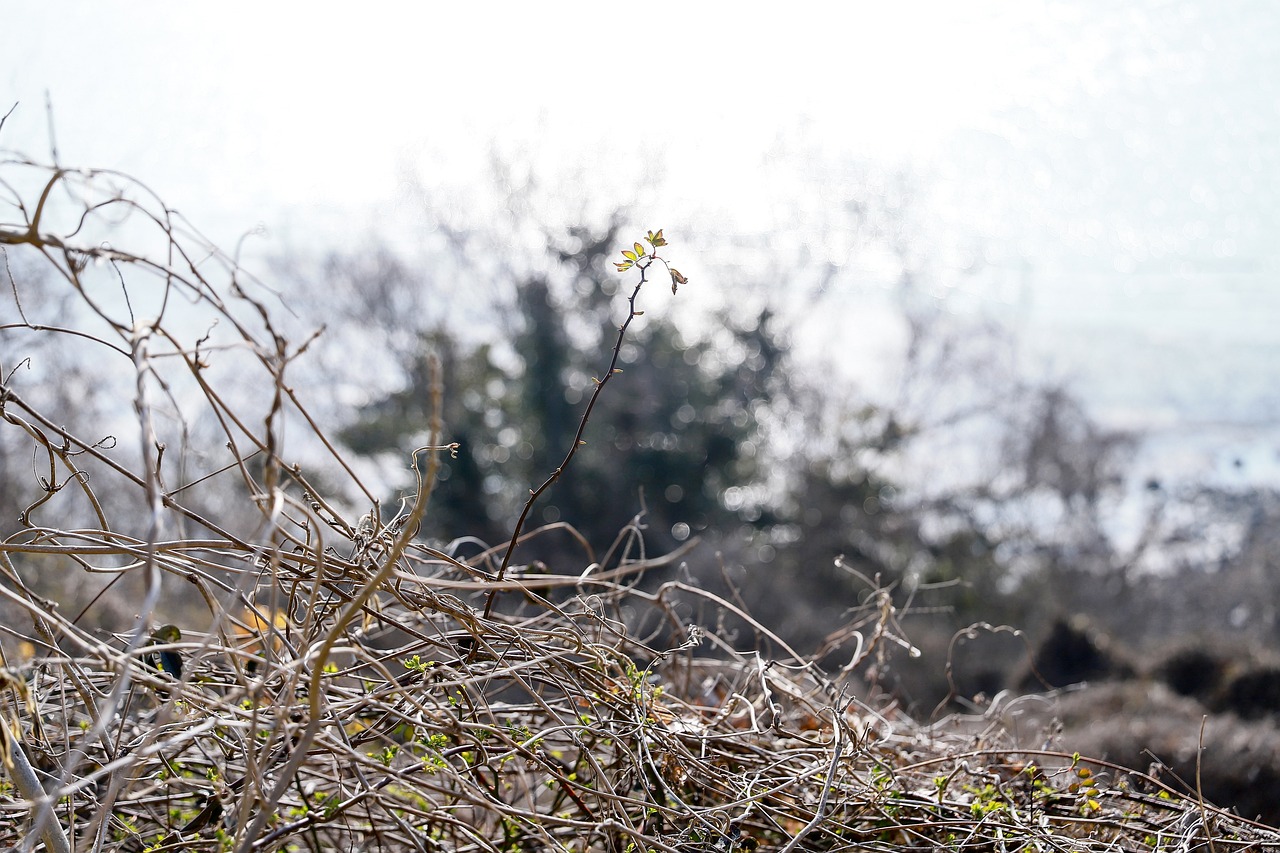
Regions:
[[482, 262, 652, 618]]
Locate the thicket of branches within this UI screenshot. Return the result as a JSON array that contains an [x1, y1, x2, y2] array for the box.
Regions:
[[2, 142, 1279, 853], [267, 163, 1226, 713]]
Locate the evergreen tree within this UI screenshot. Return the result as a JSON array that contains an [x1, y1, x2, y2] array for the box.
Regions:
[[335, 226, 788, 566]]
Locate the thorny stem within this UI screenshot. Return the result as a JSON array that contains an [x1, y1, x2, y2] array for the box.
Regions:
[[482, 257, 656, 619]]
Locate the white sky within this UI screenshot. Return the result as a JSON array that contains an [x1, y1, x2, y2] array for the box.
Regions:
[[4, 1, 1280, 477], [3, 3, 1077, 237]]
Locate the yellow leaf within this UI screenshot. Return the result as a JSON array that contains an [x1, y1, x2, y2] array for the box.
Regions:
[[633, 241, 645, 258], [623, 250, 637, 261]]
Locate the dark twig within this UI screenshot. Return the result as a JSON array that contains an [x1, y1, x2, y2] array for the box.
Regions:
[[482, 243, 670, 618]]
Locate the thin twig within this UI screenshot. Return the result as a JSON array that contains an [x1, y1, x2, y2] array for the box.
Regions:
[[483, 250, 660, 618]]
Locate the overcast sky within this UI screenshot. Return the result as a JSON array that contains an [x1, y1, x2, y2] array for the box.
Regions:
[[5, 2, 1280, 473], [5, 2, 1206, 242]]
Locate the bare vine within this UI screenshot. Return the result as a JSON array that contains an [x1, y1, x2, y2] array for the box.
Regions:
[[0, 152, 1272, 853]]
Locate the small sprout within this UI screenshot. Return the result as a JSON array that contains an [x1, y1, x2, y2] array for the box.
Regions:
[[616, 232, 665, 272], [420, 732, 449, 751], [370, 745, 399, 767]]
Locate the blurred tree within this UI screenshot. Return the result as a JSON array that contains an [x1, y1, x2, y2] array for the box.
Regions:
[[285, 155, 1192, 711], [332, 223, 789, 566], [340, 331, 513, 547]]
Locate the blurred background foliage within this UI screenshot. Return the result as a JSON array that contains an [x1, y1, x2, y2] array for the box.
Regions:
[[226, 165, 1280, 724], [7, 157, 1280, 724]]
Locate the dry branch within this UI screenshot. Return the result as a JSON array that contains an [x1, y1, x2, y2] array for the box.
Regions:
[[0, 152, 1275, 853]]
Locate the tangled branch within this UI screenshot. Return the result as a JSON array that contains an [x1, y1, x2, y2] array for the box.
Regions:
[[0, 152, 1274, 853]]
